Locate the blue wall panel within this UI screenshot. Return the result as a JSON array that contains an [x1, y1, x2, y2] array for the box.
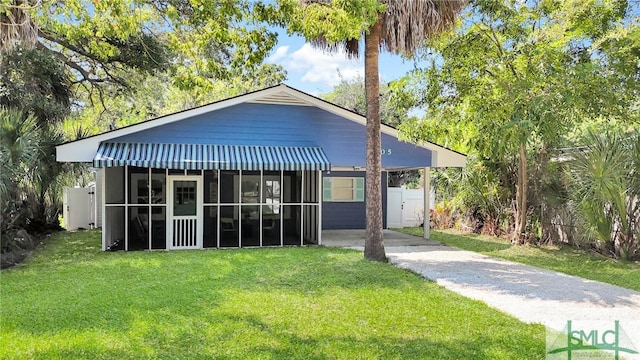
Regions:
[[113, 103, 431, 168], [321, 171, 387, 230]]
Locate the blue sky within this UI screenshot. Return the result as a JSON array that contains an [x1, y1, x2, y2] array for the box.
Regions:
[[266, 31, 420, 96]]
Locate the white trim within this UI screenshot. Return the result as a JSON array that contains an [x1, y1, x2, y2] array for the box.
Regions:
[[318, 171, 323, 246], [238, 171, 242, 248], [217, 170, 220, 248], [148, 168, 153, 250], [300, 170, 304, 245], [167, 175, 203, 250], [259, 170, 263, 247], [423, 167, 431, 240], [101, 166, 106, 251], [280, 171, 284, 246], [124, 165, 128, 251]]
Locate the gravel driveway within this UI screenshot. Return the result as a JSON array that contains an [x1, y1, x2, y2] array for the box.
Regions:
[[385, 245, 640, 339]]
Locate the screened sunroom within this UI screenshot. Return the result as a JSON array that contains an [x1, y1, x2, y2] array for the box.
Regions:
[[99, 143, 327, 251]]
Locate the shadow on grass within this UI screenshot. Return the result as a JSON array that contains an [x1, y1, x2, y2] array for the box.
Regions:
[[1, 230, 545, 360], [1, 233, 441, 336], [15, 312, 543, 360]]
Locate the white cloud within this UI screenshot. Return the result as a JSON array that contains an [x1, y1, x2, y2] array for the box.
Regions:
[[270, 43, 363, 87], [267, 45, 289, 63]]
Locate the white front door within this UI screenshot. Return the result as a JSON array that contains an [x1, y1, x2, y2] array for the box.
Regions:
[[167, 176, 202, 249]]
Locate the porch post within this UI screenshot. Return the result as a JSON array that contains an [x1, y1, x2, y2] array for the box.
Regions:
[[423, 167, 430, 240], [124, 165, 129, 251], [101, 167, 107, 251], [318, 170, 322, 245]]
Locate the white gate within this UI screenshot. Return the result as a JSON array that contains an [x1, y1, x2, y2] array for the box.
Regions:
[[387, 187, 434, 228], [167, 176, 202, 249], [63, 187, 92, 230], [387, 188, 404, 228]]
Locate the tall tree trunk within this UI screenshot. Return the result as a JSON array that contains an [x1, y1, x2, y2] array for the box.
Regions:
[[513, 143, 528, 244], [364, 18, 386, 262]]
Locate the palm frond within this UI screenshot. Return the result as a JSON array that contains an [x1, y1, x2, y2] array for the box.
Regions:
[[380, 0, 466, 55], [310, 37, 360, 58], [300, 0, 466, 57]]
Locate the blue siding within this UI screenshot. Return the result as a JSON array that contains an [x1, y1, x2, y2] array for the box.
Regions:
[[322, 171, 387, 230], [113, 103, 432, 168]]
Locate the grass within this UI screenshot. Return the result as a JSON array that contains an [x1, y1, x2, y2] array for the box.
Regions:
[[1, 230, 544, 359], [395, 227, 640, 292]]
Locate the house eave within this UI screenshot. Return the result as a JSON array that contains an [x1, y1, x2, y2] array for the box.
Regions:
[[56, 84, 467, 168]]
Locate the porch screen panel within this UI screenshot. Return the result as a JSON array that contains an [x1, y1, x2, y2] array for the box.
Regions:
[[105, 167, 125, 204], [303, 205, 318, 245], [151, 168, 166, 204], [220, 171, 238, 204], [241, 205, 260, 247], [303, 170, 318, 203], [283, 171, 302, 203], [204, 170, 218, 203], [220, 206, 239, 247], [129, 207, 149, 250], [104, 207, 125, 250], [262, 205, 281, 246], [203, 206, 218, 248], [283, 205, 301, 246], [129, 167, 149, 204], [151, 207, 166, 249]]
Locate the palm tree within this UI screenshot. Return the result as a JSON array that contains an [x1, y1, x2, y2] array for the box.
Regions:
[[570, 130, 640, 260], [0, 1, 39, 52], [299, 0, 466, 261], [0, 108, 40, 241]]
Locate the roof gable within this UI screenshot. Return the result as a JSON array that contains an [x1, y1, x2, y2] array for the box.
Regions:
[[56, 84, 466, 167]]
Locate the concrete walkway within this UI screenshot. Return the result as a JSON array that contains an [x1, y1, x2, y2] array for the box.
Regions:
[[322, 229, 440, 248], [325, 230, 640, 336]]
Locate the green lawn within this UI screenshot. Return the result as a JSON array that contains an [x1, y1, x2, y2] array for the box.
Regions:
[[1, 230, 544, 359], [395, 228, 640, 292]]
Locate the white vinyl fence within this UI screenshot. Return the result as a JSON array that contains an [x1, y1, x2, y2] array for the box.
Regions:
[[387, 187, 434, 228]]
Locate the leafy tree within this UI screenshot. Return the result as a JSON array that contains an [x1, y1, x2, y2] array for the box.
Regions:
[[289, 0, 466, 261], [0, 47, 71, 125], [321, 75, 422, 187], [322, 74, 416, 128], [1, 0, 287, 105], [401, 0, 638, 243]]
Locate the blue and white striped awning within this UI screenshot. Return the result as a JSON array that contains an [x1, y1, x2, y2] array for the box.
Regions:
[[93, 142, 331, 171]]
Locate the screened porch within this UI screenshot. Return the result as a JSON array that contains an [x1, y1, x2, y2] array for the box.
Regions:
[[102, 167, 322, 250], [97, 142, 329, 251]]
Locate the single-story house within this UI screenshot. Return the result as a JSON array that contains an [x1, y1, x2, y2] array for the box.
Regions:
[[56, 84, 466, 251]]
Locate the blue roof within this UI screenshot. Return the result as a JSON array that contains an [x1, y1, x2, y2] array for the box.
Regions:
[[93, 142, 331, 171]]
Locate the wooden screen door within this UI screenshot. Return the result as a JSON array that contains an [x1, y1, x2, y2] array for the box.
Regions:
[[167, 176, 202, 249]]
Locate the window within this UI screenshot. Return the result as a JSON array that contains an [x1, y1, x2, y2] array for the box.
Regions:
[[173, 181, 197, 216], [322, 177, 364, 202], [263, 171, 281, 214]]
